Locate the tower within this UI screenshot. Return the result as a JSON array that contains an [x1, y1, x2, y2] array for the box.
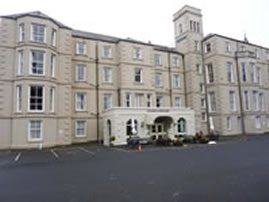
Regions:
[[173, 5, 208, 134]]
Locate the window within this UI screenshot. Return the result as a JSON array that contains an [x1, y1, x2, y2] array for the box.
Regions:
[[206, 63, 214, 83], [201, 98, 206, 108], [133, 47, 142, 60], [205, 43, 211, 53], [75, 92, 86, 111], [76, 42, 86, 55], [190, 20, 193, 31], [102, 46, 112, 58], [227, 62, 235, 83], [30, 50, 45, 75], [243, 91, 250, 111], [229, 91, 236, 111], [31, 24, 45, 43], [197, 22, 200, 33], [155, 73, 162, 87], [126, 119, 138, 136], [103, 67, 112, 83], [49, 87, 55, 112], [51, 29, 56, 46], [208, 92, 216, 112], [241, 62, 247, 82], [154, 54, 162, 65], [259, 93, 264, 111], [147, 94, 152, 107], [17, 50, 24, 75], [200, 83, 205, 93], [195, 40, 200, 51], [250, 63, 257, 83], [16, 85, 22, 112], [255, 116, 261, 129], [156, 96, 163, 108], [103, 94, 112, 110], [196, 64, 202, 74], [253, 91, 259, 111], [29, 86, 44, 112], [175, 97, 181, 108], [76, 120, 87, 137], [226, 42, 231, 52], [172, 56, 179, 67], [226, 117, 231, 130], [126, 93, 132, 107], [76, 64, 86, 81], [201, 112, 206, 121], [134, 68, 142, 83], [19, 24, 25, 42], [255, 49, 259, 58], [177, 118, 186, 134], [257, 67, 261, 85], [51, 54, 56, 77], [173, 75, 180, 88], [28, 120, 42, 141], [134, 94, 143, 107], [179, 24, 183, 33], [240, 45, 245, 51]]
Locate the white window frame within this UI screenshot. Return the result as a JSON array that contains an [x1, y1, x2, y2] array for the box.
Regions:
[[253, 91, 259, 111], [156, 96, 163, 108], [196, 64, 202, 74], [102, 46, 112, 58], [255, 116, 261, 129], [208, 92, 216, 112], [175, 97, 181, 108], [51, 29, 57, 46], [147, 94, 152, 107], [75, 92, 86, 112], [154, 54, 162, 65], [126, 93, 132, 107], [134, 68, 142, 83], [227, 117, 231, 130], [173, 75, 180, 88], [76, 42, 87, 55], [250, 63, 257, 83], [103, 67, 112, 83], [201, 98, 206, 108], [49, 87, 55, 112], [76, 64, 86, 81], [259, 93, 265, 111], [229, 91, 237, 112], [155, 73, 162, 87], [51, 54, 56, 77], [205, 43, 211, 53], [31, 23, 46, 43], [29, 50, 45, 76], [16, 85, 22, 112], [226, 42, 231, 52], [28, 120, 43, 142], [103, 94, 112, 110], [133, 47, 142, 60], [227, 62, 235, 83], [243, 91, 250, 111], [17, 50, 24, 75], [134, 94, 143, 108], [201, 112, 207, 121], [241, 62, 247, 82], [19, 23, 25, 42], [75, 120, 87, 137], [206, 63, 214, 83], [28, 85, 44, 112]]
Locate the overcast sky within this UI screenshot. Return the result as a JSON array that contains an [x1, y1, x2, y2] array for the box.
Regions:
[[1, 0, 268, 48]]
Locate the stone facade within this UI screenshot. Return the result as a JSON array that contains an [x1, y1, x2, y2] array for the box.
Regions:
[[0, 6, 268, 149]]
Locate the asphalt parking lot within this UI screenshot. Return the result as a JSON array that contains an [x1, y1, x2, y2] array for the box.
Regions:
[[0, 136, 269, 202]]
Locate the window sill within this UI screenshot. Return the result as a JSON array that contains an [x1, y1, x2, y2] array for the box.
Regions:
[[134, 82, 144, 85], [75, 135, 87, 138], [28, 139, 43, 143]]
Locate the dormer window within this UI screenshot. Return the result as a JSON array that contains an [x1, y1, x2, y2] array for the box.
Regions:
[[205, 43, 211, 53]]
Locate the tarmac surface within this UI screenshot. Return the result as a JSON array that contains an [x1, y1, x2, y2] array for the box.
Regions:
[[0, 136, 269, 202]]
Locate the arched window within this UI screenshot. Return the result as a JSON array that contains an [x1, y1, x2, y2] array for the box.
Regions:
[[107, 120, 112, 137], [126, 119, 138, 136], [177, 118, 186, 134]]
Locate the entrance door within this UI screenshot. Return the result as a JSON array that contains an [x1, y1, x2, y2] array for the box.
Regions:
[[151, 123, 165, 138]]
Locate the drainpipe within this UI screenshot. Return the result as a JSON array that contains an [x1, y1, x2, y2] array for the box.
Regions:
[[95, 42, 100, 144], [201, 39, 210, 135], [235, 50, 246, 136], [168, 52, 173, 107]]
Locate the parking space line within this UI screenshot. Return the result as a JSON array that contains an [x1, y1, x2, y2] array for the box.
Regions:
[[111, 147, 132, 153], [14, 152, 21, 162], [78, 147, 95, 156], [50, 149, 59, 159]]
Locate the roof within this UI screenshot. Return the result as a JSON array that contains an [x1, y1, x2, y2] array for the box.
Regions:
[[203, 33, 269, 51], [0, 11, 71, 29]]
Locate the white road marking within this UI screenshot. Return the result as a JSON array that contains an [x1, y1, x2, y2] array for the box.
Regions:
[[14, 152, 21, 162], [78, 147, 95, 156], [111, 147, 131, 153], [51, 149, 59, 159]]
